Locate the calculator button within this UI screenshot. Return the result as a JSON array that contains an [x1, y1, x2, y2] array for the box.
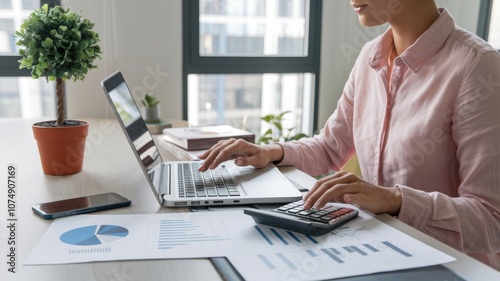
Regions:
[[342, 208, 353, 213], [298, 209, 317, 216], [320, 215, 335, 221], [271, 200, 357, 225]]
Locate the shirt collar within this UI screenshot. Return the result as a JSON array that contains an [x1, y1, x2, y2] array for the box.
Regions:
[[368, 8, 455, 73]]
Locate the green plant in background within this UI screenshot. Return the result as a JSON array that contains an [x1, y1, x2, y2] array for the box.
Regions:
[[258, 111, 309, 144], [140, 92, 161, 123], [141, 92, 160, 108], [16, 4, 102, 125]]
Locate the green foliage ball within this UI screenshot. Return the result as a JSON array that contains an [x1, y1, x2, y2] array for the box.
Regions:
[[16, 4, 102, 81]]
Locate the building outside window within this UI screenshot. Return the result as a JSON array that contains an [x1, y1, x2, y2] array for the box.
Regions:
[[184, 0, 321, 139], [487, 0, 500, 49], [6, 0, 495, 124], [0, 0, 56, 119]]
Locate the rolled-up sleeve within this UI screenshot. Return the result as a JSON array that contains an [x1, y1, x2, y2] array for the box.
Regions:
[[279, 70, 357, 176]]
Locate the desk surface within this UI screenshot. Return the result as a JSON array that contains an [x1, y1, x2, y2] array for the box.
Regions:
[[1, 118, 498, 280]]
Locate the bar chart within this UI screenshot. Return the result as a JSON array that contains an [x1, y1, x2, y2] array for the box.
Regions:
[[148, 218, 232, 251], [228, 240, 420, 280], [254, 225, 319, 246], [158, 219, 226, 249], [228, 210, 455, 281]]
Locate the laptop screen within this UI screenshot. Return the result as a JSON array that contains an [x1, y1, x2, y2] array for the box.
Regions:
[[102, 71, 163, 199]]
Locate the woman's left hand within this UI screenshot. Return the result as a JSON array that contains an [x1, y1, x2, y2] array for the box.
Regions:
[[303, 170, 402, 215]]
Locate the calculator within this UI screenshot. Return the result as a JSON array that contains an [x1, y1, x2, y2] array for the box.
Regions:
[[244, 201, 359, 236]]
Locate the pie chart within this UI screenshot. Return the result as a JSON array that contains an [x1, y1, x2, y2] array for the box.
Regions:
[[60, 225, 129, 246]]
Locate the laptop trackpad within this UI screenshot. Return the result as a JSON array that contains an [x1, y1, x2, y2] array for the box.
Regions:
[[232, 165, 293, 196]]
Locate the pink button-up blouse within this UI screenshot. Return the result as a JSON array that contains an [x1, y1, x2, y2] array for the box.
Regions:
[[279, 9, 500, 269]]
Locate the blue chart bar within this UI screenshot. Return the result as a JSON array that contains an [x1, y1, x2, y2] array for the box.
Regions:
[[305, 235, 318, 244], [329, 247, 341, 255], [276, 253, 297, 270], [254, 226, 273, 245], [382, 241, 412, 257], [363, 243, 379, 252], [254, 226, 320, 246], [157, 219, 224, 250], [306, 249, 317, 257], [69, 247, 112, 254], [286, 231, 302, 243], [343, 246, 354, 253], [258, 254, 275, 270], [270, 228, 289, 245], [321, 248, 344, 264], [351, 246, 368, 256]]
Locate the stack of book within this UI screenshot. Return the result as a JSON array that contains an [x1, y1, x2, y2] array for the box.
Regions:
[[162, 125, 255, 151]]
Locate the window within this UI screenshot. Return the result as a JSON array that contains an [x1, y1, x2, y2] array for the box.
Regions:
[[183, 0, 322, 138], [478, 0, 500, 49], [0, 0, 57, 119], [487, 0, 500, 49]]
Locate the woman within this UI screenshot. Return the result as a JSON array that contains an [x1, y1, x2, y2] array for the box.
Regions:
[[198, 0, 500, 269]]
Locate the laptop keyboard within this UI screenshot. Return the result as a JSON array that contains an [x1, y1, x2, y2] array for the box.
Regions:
[[177, 163, 240, 198]]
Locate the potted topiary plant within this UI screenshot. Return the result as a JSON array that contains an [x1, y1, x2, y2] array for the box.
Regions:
[[16, 4, 102, 175]]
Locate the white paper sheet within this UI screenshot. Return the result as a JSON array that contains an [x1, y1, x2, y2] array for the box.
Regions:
[[25, 209, 454, 281], [26, 211, 265, 265], [227, 210, 456, 280]]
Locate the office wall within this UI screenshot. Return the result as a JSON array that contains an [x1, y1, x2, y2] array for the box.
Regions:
[[62, 0, 183, 120], [63, 0, 481, 129]]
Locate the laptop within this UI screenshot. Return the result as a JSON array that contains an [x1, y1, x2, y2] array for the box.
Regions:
[[101, 71, 303, 207]]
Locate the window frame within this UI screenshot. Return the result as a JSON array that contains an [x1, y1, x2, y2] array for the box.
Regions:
[[0, 0, 60, 77], [0, 56, 31, 76], [477, 0, 493, 41], [182, 0, 323, 132], [0, 0, 61, 119]]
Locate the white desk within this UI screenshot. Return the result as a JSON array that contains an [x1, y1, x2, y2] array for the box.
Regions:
[[0, 118, 498, 280]]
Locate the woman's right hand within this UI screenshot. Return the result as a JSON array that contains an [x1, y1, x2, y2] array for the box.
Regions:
[[197, 138, 284, 172]]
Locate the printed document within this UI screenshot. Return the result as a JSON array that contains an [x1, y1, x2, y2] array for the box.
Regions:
[[25, 210, 454, 280]]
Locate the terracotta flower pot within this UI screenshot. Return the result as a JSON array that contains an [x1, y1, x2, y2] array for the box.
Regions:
[[32, 120, 89, 175]]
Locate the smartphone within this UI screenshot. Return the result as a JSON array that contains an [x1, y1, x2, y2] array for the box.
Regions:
[[32, 192, 131, 220]]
